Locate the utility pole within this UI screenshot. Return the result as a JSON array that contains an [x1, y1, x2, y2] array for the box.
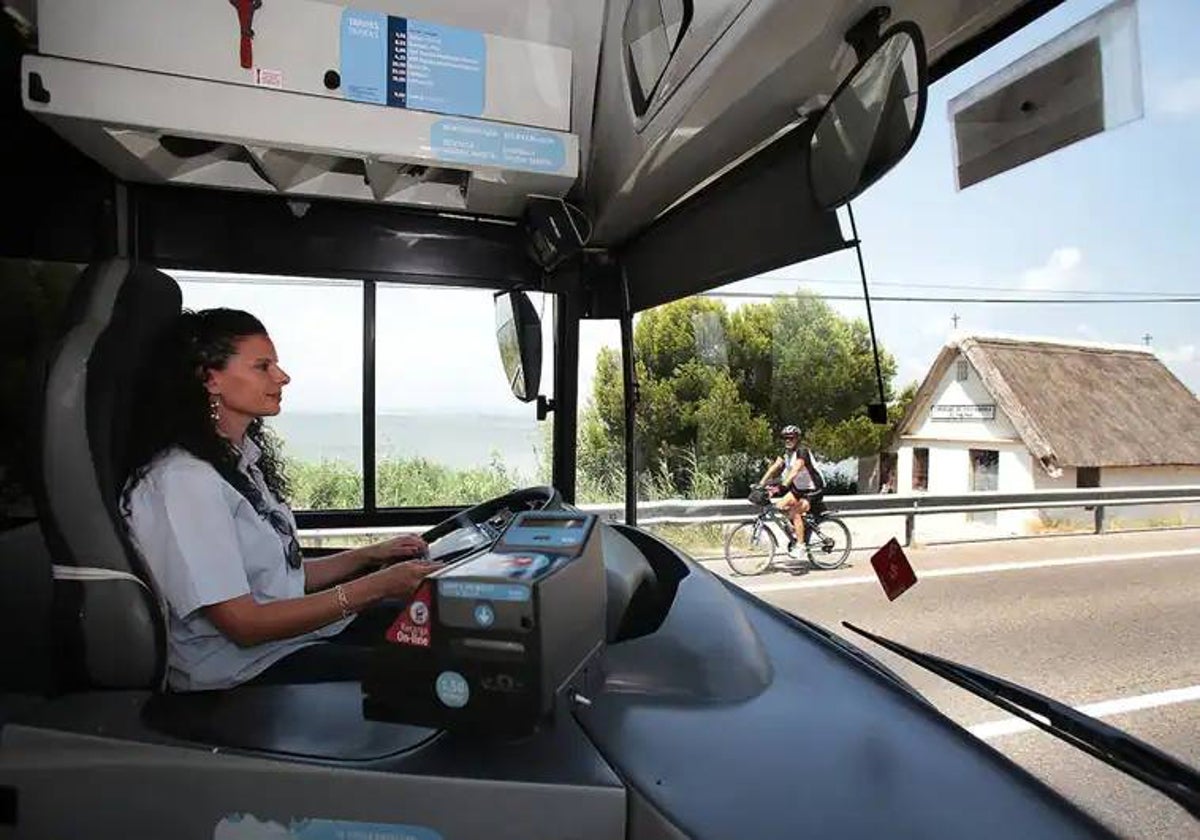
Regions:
[[1142, 333, 1152, 347], [952, 313, 960, 329]]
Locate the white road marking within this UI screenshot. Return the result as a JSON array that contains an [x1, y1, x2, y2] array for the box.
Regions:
[[740, 548, 1200, 594], [968, 684, 1200, 740]]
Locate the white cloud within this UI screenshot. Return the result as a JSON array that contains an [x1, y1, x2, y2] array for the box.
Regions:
[[1020, 247, 1083, 291], [1159, 344, 1197, 364], [1158, 77, 1200, 117], [921, 317, 955, 339]]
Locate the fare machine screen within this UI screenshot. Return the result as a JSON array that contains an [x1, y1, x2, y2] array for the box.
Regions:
[[363, 511, 606, 734]]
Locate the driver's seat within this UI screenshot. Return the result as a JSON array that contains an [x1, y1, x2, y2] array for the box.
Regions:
[[31, 259, 180, 690], [31, 261, 435, 760]]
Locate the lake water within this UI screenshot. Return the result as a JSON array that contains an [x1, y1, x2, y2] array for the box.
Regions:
[[269, 411, 547, 478]]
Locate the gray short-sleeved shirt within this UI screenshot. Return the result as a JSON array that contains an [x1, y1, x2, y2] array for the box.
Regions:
[[124, 439, 351, 691]]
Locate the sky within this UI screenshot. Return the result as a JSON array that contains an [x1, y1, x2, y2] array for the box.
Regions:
[[179, 0, 1200, 418], [176, 276, 557, 414], [718, 0, 1200, 393]]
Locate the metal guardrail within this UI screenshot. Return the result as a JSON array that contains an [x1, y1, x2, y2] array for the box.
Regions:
[[580, 485, 1200, 545], [300, 486, 1200, 547], [584, 485, 1200, 520]]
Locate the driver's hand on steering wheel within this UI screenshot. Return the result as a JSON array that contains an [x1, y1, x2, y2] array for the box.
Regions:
[[367, 534, 429, 567]]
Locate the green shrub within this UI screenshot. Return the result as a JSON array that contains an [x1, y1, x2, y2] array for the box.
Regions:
[[288, 459, 363, 509], [377, 453, 520, 507], [822, 472, 858, 495], [286, 453, 528, 510]]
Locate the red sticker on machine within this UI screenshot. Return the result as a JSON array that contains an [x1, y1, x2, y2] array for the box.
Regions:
[[386, 583, 432, 646], [870, 538, 918, 601]]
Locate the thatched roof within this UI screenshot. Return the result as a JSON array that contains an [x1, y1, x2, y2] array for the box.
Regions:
[[896, 334, 1200, 475]]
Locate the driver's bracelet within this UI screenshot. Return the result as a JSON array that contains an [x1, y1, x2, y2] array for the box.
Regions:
[[333, 583, 355, 619]]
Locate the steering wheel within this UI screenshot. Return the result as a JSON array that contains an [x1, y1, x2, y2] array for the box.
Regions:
[[421, 486, 560, 564]]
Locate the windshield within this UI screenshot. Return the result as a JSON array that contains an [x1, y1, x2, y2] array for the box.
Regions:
[[573, 0, 1200, 834]]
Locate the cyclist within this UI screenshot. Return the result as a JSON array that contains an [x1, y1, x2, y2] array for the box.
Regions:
[[758, 425, 826, 554]]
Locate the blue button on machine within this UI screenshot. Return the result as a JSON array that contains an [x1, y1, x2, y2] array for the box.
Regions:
[[473, 602, 495, 628]]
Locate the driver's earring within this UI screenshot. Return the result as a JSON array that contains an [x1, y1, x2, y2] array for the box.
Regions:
[[209, 394, 221, 427]]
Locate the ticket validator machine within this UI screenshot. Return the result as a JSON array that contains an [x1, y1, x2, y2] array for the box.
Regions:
[[363, 511, 606, 735]]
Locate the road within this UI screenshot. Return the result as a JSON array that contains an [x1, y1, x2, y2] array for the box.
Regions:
[[705, 529, 1200, 839]]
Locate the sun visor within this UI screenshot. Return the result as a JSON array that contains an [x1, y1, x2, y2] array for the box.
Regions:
[[21, 0, 577, 218], [617, 127, 848, 314], [948, 0, 1143, 190]]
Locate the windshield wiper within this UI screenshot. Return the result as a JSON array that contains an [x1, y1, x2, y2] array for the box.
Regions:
[[842, 622, 1200, 820]]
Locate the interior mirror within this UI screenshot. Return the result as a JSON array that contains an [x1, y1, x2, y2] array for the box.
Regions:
[[494, 291, 542, 403], [809, 22, 928, 209]]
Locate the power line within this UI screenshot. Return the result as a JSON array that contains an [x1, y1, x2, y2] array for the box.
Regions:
[[704, 291, 1200, 304], [747, 276, 1193, 298]]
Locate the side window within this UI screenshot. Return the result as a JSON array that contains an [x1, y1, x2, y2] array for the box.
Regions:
[[578, 320, 625, 504], [624, 0, 692, 115], [912, 447, 929, 492], [176, 275, 365, 512], [374, 286, 554, 507]]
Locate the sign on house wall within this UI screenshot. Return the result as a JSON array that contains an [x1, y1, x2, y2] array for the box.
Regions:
[[931, 404, 997, 421]]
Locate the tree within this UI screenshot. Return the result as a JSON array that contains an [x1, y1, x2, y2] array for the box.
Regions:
[[578, 291, 906, 498], [752, 293, 898, 460]]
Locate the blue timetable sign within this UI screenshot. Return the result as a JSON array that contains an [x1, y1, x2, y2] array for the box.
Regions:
[[342, 8, 485, 118]]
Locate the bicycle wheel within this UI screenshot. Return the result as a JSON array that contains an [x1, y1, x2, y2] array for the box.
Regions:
[[725, 519, 777, 576], [805, 516, 852, 570]]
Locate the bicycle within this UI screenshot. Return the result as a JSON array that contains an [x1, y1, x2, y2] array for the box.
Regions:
[[724, 485, 852, 575]]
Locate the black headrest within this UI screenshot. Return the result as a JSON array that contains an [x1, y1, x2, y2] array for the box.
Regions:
[[35, 260, 182, 566], [90, 265, 185, 509]]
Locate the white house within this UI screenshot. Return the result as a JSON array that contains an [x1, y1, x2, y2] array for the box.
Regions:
[[883, 333, 1200, 537]]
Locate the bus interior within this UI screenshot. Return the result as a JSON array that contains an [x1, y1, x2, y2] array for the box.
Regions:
[[0, 1, 1196, 837]]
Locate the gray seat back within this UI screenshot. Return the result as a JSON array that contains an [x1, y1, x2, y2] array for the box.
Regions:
[[33, 260, 182, 689]]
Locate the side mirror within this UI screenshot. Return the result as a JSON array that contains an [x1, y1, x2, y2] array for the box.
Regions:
[[494, 291, 542, 403], [809, 21, 928, 209]]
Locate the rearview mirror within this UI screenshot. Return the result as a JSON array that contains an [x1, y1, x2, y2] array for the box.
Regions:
[[809, 22, 928, 209], [494, 291, 542, 403]]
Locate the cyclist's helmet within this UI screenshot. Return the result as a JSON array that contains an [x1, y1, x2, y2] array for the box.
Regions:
[[780, 424, 800, 437]]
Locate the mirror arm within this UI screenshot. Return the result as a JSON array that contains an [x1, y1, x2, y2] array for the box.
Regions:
[[847, 203, 889, 425], [619, 266, 639, 527], [537, 395, 556, 421], [845, 5, 892, 63]]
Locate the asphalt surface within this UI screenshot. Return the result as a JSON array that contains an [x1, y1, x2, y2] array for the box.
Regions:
[[706, 530, 1200, 839]]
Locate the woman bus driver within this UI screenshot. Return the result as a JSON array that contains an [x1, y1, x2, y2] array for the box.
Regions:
[[122, 308, 441, 692]]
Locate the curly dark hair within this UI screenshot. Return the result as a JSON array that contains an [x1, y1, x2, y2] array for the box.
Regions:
[[122, 308, 290, 516]]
